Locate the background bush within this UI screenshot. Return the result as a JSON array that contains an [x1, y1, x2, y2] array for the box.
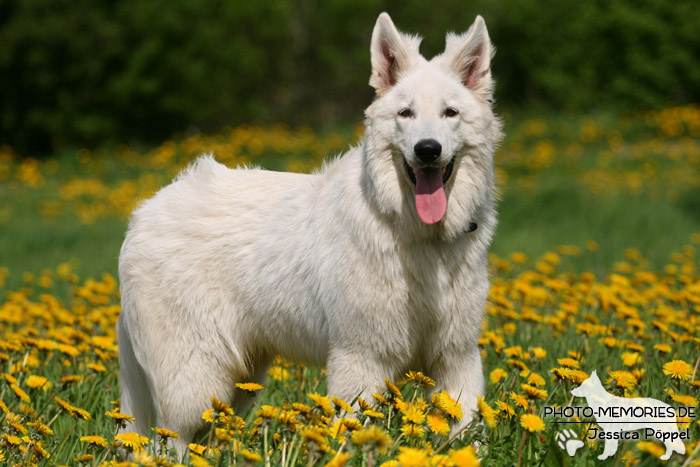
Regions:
[[1, 0, 698, 155]]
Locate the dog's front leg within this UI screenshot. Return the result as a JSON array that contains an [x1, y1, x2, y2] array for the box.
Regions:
[[428, 345, 484, 432], [325, 348, 395, 408]]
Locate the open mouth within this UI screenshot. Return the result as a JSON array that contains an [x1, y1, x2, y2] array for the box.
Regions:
[[403, 158, 455, 225], [404, 158, 455, 186]]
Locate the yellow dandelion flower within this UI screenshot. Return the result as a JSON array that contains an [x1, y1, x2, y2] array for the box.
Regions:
[[132, 451, 158, 466], [188, 443, 207, 455], [607, 370, 637, 389], [27, 419, 54, 436], [510, 252, 528, 264], [495, 401, 515, 417], [351, 425, 392, 453], [663, 360, 693, 380], [61, 374, 83, 384], [26, 375, 52, 390], [80, 435, 108, 448], [190, 454, 212, 467], [520, 413, 545, 432], [278, 409, 301, 429], [357, 397, 372, 411], [201, 409, 217, 423], [504, 346, 524, 358], [557, 357, 580, 368], [292, 402, 312, 414], [33, 442, 50, 459], [363, 409, 385, 419], [521, 383, 548, 400], [340, 417, 362, 431], [510, 392, 529, 409], [323, 451, 352, 467], [268, 365, 291, 380], [531, 347, 547, 359], [240, 449, 262, 462], [676, 414, 691, 430], [653, 343, 672, 353], [211, 396, 234, 414], [154, 427, 180, 439], [308, 392, 335, 417], [527, 372, 546, 387], [397, 446, 429, 466], [87, 362, 107, 372], [235, 382, 265, 392], [406, 371, 435, 387], [2, 433, 22, 445], [489, 368, 508, 384], [105, 409, 133, 423], [75, 454, 94, 462], [401, 402, 427, 425], [432, 390, 463, 420], [115, 432, 149, 451], [621, 352, 641, 367], [551, 367, 588, 384], [332, 395, 354, 414], [385, 378, 403, 400], [10, 384, 30, 402], [380, 462, 400, 467], [667, 389, 697, 407], [56, 397, 91, 420], [450, 445, 480, 466], [477, 396, 497, 428], [602, 337, 618, 348], [300, 426, 330, 452], [257, 405, 280, 419], [6, 413, 26, 434], [3, 374, 18, 385], [400, 423, 425, 438], [427, 412, 450, 435], [371, 393, 385, 406]]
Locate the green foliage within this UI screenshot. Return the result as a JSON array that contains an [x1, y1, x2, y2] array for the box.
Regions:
[[1, 0, 699, 155]]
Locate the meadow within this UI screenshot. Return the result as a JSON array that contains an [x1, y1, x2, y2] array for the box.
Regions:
[[0, 106, 699, 466]]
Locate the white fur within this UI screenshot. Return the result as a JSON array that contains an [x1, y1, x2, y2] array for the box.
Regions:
[[117, 12, 503, 452]]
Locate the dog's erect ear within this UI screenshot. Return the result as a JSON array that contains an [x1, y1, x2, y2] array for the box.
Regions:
[[370, 13, 420, 95], [445, 16, 493, 100], [590, 370, 598, 381]]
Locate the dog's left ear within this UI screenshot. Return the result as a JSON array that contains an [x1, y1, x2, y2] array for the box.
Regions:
[[446, 16, 494, 101]]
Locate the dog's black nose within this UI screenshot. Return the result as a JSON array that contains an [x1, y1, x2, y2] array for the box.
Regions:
[[414, 139, 442, 163]]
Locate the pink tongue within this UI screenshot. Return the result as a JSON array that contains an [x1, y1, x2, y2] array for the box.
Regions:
[[414, 167, 446, 224]]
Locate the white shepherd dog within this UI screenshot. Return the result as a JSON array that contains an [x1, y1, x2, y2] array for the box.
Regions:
[[117, 12, 503, 452]]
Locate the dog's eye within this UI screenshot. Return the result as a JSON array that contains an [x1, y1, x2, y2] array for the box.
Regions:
[[445, 107, 459, 118], [398, 108, 413, 118]]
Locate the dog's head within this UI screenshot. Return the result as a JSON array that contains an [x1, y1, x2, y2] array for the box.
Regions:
[[571, 370, 601, 397], [363, 13, 502, 236]]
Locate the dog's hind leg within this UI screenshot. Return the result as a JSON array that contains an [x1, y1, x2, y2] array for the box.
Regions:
[[117, 315, 157, 438], [598, 436, 618, 460], [661, 436, 686, 460], [152, 347, 271, 456]]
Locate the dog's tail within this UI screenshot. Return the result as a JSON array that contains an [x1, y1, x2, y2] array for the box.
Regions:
[[117, 314, 156, 437]]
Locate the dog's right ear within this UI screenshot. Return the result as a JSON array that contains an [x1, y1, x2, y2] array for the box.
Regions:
[[369, 13, 420, 95]]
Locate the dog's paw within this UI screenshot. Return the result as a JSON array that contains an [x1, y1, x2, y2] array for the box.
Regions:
[[556, 429, 584, 457]]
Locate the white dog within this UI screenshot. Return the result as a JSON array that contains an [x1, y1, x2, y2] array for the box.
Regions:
[[117, 12, 502, 452], [571, 371, 686, 460]]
